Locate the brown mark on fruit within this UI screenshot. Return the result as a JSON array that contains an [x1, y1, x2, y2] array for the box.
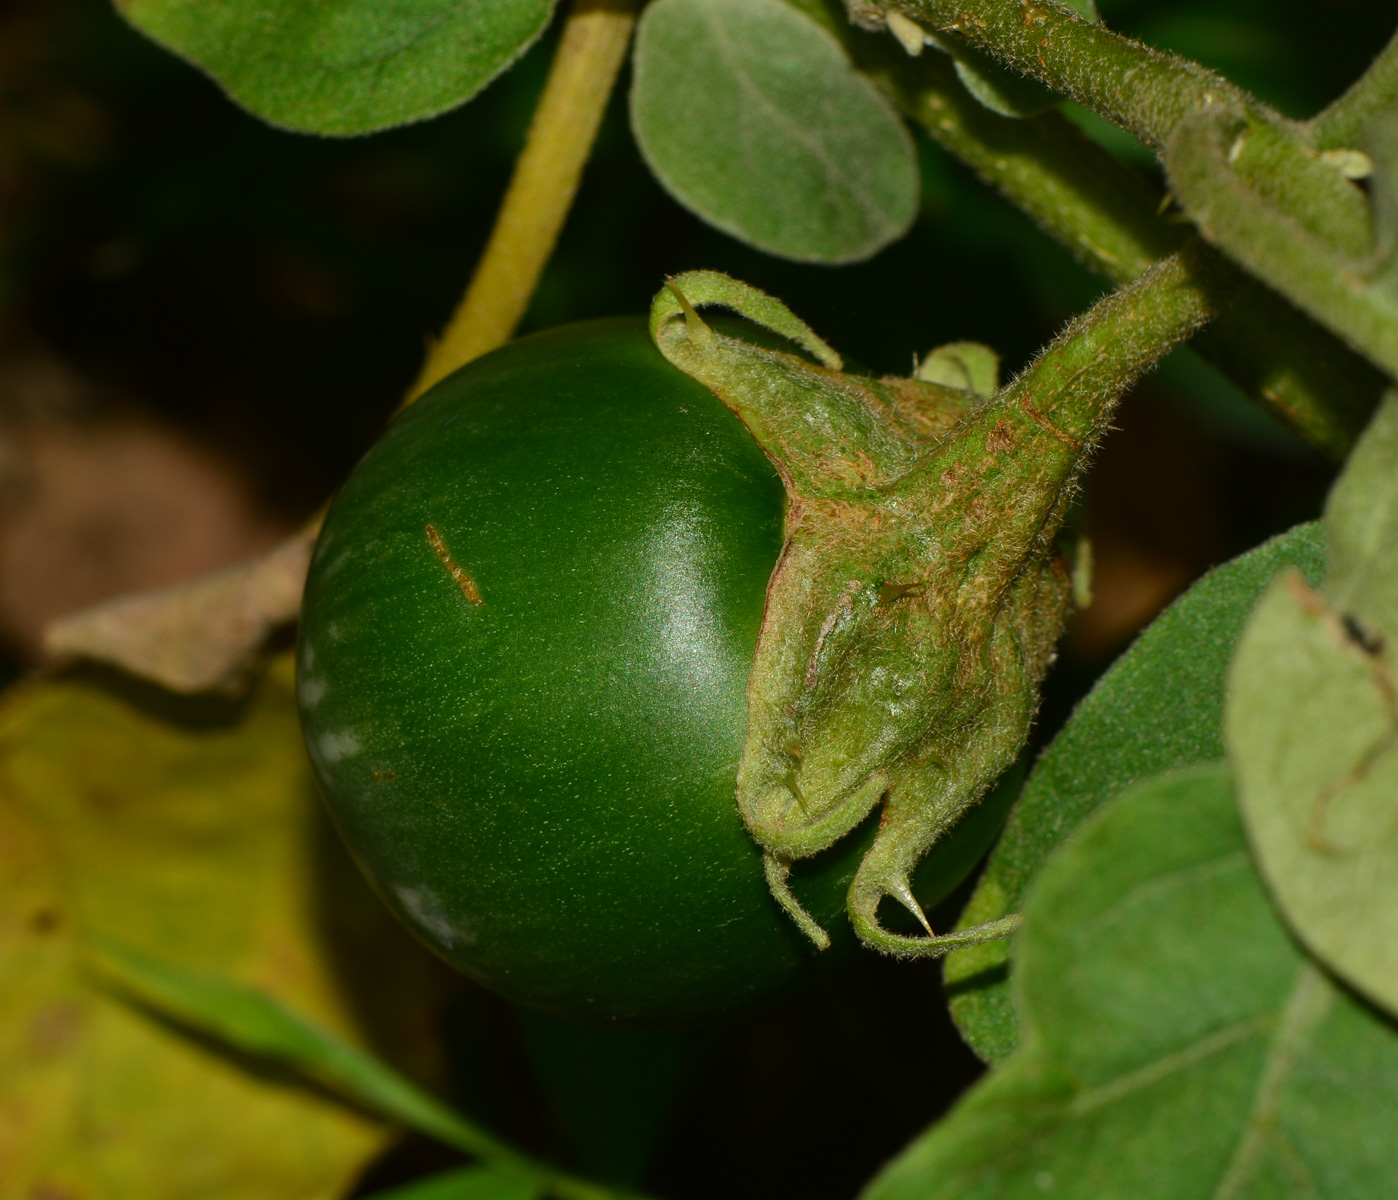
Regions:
[[425, 524, 484, 606]]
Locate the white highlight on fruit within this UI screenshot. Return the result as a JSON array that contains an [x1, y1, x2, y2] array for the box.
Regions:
[[647, 504, 731, 703], [394, 883, 471, 948], [316, 729, 361, 764], [299, 674, 327, 709]]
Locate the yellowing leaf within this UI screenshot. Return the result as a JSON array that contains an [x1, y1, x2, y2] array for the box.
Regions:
[[0, 655, 444, 1199]]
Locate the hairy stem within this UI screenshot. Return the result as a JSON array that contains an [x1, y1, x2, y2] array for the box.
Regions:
[[869, 49, 1382, 458], [1004, 246, 1214, 446], [408, 0, 639, 401], [1309, 23, 1398, 150], [884, 0, 1265, 151], [1166, 108, 1398, 381]]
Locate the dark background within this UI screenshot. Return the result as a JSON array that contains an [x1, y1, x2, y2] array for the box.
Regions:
[[0, 0, 1392, 1195]]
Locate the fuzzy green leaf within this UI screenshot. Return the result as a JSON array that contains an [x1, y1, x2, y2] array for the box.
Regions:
[[1227, 393, 1398, 1020], [946, 522, 1327, 1062], [115, 0, 553, 136], [630, 0, 918, 263], [866, 765, 1398, 1200], [1227, 575, 1398, 1022], [1323, 391, 1398, 633]]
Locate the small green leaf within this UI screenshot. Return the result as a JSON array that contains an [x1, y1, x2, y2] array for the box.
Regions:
[[950, 50, 1059, 119], [946, 522, 1327, 1061], [362, 1166, 542, 1200], [866, 766, 1398, 1200], [915, 341, 1000, 396], [116, 0, 553, 135], [630, 0, 918, 263]]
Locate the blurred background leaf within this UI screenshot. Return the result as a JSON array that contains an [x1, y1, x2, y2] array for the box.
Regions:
[[0, 654, 446, 1198], [114, 0, 555, 136], [364, 1165, 543, 1200]]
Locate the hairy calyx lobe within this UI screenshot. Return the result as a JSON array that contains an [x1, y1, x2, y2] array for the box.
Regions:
[[649, 263, 1202, 954]]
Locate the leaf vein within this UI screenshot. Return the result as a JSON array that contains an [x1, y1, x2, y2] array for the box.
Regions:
[[697, 3, 889, 231], [1069, 1014, 1270, 1116], [1212, 963, 1333, 1200]]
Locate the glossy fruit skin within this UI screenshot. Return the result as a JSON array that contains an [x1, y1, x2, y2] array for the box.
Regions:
[[298, 319, 1004, 1023]]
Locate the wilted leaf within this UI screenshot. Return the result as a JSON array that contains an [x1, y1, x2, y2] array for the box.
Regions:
[[865, 766, 1398, 1200], [0, 655, 443, 1199], [630, 0, 918, 263], [44, 522, 317, 696], [115, 0, 554, 136], [946, 523, 1326, 1062]]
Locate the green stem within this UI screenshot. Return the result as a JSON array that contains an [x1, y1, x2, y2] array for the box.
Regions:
[[1017, 247, 1207, 415], [1165, 108, 1398, 382], [995, 246, 1215, 507], [1308, 24, 1398, 150], [874, 50, 1174, 281], [407, 0, 640, 401], [884, 0, 1267, 151], [867, 48, 1383, 458]]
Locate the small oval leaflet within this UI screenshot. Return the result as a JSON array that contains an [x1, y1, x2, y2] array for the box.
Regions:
[[116, 0, 554, 136], [630, 0, 919, 264]]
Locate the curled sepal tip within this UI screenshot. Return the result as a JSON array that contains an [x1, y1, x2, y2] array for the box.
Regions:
[[853, 913, 1024, 960], [647, 271, 1121, 956], [764, 853, 832, 951], [652, 271, 842, 370]]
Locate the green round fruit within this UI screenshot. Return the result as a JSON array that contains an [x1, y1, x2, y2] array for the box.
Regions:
[[298, 318, 1007, 1023]]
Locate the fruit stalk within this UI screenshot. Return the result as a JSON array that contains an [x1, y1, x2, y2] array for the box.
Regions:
[[409, 0, 639, 400]]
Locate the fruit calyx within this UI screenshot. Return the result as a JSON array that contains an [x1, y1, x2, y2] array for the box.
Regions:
[[650, 271, 1078, 957]]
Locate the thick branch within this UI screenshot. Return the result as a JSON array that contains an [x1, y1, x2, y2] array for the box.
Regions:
[[1166, 108, 1398, 382], [884, 0, 1266, 152], [870, 50, 1382, 458]]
